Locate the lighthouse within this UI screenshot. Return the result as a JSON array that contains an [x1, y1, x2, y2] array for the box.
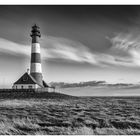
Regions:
[[12, 25, 52, 90], [30, 24, 43, 86]]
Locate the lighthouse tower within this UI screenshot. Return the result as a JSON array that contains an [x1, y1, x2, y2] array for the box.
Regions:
[[30, 24, 43, 86], [12, 25, 53, 90]]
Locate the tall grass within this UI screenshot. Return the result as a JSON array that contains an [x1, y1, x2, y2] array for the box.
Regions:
[[0, 97, 139, 135]]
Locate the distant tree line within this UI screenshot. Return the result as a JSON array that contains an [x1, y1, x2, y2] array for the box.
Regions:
[[49, 81, 135, 89], [49, 81, 106, 88]]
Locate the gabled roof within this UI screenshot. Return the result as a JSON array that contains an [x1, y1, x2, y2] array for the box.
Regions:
[[14, 72, 51, 88], [14, 72, 39, 85]]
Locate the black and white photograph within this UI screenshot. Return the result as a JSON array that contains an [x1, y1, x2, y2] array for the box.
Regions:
[[0, 4, 140, 135]]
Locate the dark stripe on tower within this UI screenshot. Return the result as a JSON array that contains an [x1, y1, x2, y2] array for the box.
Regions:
[[32, 36, 39, 43], [31, 53, 41, 63]]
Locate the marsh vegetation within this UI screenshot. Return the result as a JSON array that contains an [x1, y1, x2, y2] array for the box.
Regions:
[[0, 96, 140, 135]]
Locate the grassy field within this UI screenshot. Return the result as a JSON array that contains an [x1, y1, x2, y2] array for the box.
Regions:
[[0, 96, 140, 135]]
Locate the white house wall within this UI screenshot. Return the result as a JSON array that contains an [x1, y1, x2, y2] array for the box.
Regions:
[[13, 84, 39, 89], [13, 84, 54, 92]]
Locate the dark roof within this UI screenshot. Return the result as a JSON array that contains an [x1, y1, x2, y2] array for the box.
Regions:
[[14, 72, 51, 88], [14, 72, 39, 85], [43, 80, 50, 87]]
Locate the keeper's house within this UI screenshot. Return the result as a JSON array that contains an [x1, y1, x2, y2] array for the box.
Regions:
[[13, 71, 49, 89]]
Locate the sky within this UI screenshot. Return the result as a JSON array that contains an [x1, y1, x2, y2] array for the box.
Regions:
[[1, 5, 140, 87]]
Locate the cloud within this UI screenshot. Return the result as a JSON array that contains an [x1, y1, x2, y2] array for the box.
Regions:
[[41, 35, 140, 67], [40, 36, 98, 64], [108, 32, 140, 67], [1, 34, 140, 68], [0, 37, 98, 65], [0, 38, 30, 56]]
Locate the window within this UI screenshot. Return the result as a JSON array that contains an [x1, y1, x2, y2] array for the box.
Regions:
[[29, 86, 32, 89], [21, 86, 23, 89]]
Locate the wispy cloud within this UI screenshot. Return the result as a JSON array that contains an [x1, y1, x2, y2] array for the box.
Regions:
[[41, 36, 98, 64], [108, 32, 140, 66], [1, 34, 140, 68], [41, 35, 140, 67], [0, 36, 99, 65], [0, 38, 30, 56]]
